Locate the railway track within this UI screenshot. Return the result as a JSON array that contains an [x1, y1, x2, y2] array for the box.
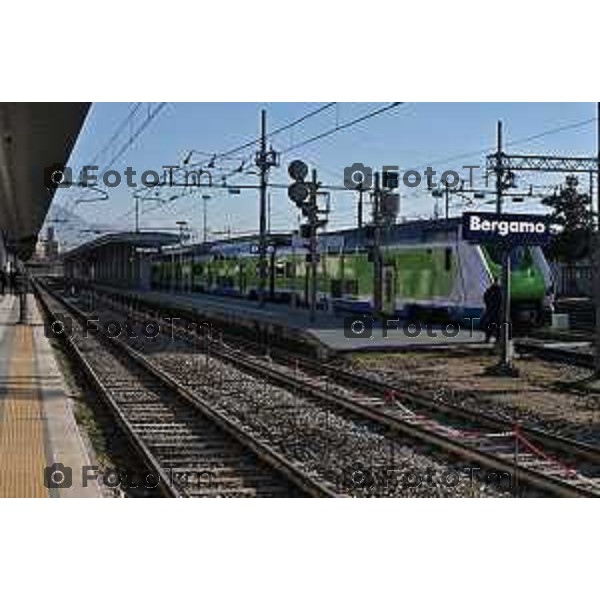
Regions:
[[514, 339, 595, 369], [42, 281, 600, 497], [199, 341, 600, 497], [34, 283, 335, 498]]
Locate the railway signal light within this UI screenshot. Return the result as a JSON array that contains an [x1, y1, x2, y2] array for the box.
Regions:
[[288, 159, 308, 181], [288, 160, 310, 209], [287, 160, 324, 325], [288, 181, 309, 205]]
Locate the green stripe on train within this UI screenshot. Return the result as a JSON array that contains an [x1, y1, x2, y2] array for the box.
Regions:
[[482, 246, 545, 301]]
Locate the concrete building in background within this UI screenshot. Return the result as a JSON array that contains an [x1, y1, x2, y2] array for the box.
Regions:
[[35, 226, 60, 261]]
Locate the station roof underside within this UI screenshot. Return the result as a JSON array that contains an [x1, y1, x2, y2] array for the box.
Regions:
[[0, 102, 90, 258]]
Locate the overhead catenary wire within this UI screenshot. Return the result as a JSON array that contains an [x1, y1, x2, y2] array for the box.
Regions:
[[278, 102, 405, 155], [408, 116, 599, 172], [89, 102, 143, 167], [126, 103, 345, 227], [200, 102, 338, 164], [102, 102, 168, 172], [64, 105, 599, 241], [216, 103, 407, 189], [59, 102, 169, 216]]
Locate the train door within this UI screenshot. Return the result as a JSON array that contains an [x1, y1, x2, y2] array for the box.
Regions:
[[304, 259, 310, 307], [239, 261, 246, 296], [269, 252, 275, 300], [383, 265, 395, 315]]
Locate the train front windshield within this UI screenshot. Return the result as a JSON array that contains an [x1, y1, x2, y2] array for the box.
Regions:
[[483, 244, 532, 269]]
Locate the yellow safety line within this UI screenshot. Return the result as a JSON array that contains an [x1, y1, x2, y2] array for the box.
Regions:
[[0, 325, 49, 497]]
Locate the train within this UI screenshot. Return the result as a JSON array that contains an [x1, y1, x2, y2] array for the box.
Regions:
[[150, 218, 554, 324]]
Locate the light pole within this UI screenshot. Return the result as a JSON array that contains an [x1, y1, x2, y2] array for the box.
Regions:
[[135, 194, 140, 233], [255, 109, 278, 308], [202, 195, 211, 245], [258, 110, 268, 308], [176, 220, 188, 293], [494, 121, 518, 375], [596, 102, 600, 377], [430, 185, 450, 220], [372, 171, 383, 317]]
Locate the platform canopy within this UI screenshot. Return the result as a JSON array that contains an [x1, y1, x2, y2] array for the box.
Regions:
[[0, 102, 90, 259], [61, 231, 181, 261]]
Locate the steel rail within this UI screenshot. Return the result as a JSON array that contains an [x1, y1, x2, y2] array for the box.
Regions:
[[45, 281, 600, 497], [34, 281, 336, 498]]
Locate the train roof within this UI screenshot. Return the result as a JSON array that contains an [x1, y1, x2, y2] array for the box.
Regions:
[[321, 218, 462, 248], [182, 233, 292, 257], [155, 218, 464, 258]]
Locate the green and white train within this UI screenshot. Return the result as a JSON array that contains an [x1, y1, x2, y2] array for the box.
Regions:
[[150, 218, 554, 323]]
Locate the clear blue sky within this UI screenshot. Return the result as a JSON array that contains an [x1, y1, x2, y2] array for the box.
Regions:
[[52, 102, 598, 245]]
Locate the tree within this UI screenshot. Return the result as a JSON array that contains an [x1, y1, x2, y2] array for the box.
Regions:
[[541, 175, 595, 263]]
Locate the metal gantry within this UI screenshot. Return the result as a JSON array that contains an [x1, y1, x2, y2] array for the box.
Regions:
[[482, 115, 600, 376], [486, 154, 598, 175]]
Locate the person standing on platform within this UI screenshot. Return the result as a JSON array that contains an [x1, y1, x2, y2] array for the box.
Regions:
[[9, 269, 17, 295], [481, 276, 502, 343], [14, 268, 28, 324]]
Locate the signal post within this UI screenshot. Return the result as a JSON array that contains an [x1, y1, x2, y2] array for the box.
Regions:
[[288, 160, 329, 324]]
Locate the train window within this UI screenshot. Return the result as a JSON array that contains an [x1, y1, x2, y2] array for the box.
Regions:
[[344, 280, 358, 296], [484, 244, 529, 268], [384, 271, 393, 303], [445, 247, 452, 271], [510, 246, 527, 268], [331, 280, 342, 298], [275, 262, 285, 277]]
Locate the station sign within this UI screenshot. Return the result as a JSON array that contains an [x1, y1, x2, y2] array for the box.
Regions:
[[462, 212, 551, 246]]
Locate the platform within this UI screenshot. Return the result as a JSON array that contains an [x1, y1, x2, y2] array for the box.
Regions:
[[81, 284, 486, 355], [0, 292, 101, 498]]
